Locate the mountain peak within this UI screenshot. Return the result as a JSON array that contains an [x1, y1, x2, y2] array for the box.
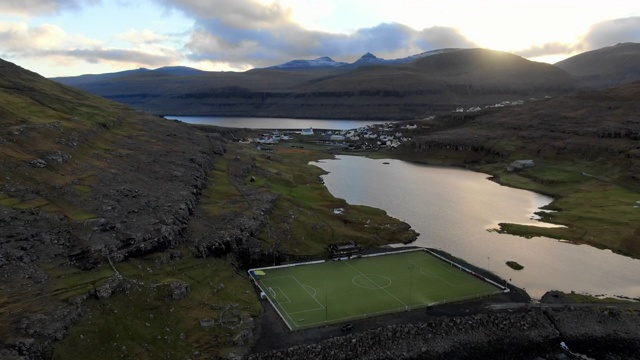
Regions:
[[354, 52, 385, 64]]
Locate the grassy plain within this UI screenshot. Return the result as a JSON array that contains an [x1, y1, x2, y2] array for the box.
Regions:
[[52, 253, 260, 359], [474, 160, 640, 258], [242, 142, 417, 255], [252, 250, 502, 330]]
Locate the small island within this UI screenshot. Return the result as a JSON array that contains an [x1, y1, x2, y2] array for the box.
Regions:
[[506, 261, 524, 270]]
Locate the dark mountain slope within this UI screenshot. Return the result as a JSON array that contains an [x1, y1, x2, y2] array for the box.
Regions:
[[0, 57, 419, 359], [305, 48, 579, 92], [0, 58, 233, 356], [52, 48, 584, 120], [555, 42, 640, 88], [404, 80, 640, 170], [51, 66, 206, 87]]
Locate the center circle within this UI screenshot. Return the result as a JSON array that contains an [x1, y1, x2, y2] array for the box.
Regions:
[[352, 274, 392, 289]]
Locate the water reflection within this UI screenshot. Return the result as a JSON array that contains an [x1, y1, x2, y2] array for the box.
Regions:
[[166, 116, 386, 130], [313, 156, 640, 299]]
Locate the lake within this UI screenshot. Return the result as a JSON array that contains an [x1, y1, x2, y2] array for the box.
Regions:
[[166, 116, 387, 130], [314, 155, 640, 299]]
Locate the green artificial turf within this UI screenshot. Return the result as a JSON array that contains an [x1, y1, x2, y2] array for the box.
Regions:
[[250, 250, 503, 330]]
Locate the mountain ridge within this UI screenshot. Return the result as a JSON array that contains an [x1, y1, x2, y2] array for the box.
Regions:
[[51, 47, 584, 120], [51, 65, 207, 87], [555, 42, 640, 88]]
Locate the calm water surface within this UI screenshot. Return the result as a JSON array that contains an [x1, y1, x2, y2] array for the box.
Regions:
[[167, 116, 385, 130], [314, 156, 640, 299]]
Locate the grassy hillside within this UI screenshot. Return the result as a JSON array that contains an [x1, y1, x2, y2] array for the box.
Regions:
[[555, 42, 640, 88], [0, 57, 417, 359]]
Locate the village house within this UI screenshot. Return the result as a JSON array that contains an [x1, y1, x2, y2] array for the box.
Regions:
[[507, 159, 535, 171]]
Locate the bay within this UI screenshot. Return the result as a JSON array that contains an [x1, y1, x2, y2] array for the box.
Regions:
[[167, 116, 386, 130], [314, 155, 640, 299]]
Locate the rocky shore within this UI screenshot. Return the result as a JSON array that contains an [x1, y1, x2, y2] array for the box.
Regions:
[[248, 306, 640, 360], [548, 307, 640, 359]]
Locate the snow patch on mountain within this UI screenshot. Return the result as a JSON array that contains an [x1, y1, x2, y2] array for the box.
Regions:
[[271, 56, 348, 69]]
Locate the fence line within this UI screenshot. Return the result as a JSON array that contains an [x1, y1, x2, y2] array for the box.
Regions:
[[424, 249, 509, 292]]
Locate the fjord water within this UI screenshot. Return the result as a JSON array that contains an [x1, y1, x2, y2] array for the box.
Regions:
[[314, 156, 640, 299], [167, 116, 384, 130]]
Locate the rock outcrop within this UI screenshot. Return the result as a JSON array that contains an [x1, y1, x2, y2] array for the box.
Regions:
[[248, 307, 640, 360]]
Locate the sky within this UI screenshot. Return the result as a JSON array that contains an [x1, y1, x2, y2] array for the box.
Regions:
[[0, 0, 639, 77]]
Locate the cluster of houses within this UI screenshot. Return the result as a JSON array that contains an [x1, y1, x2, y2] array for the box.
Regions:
[[251, 130, 293, 144], [246, 123, 415, 151], [485, 100, 525, 109], [322, 123, 415, 150], [453, 99, 527, 112]]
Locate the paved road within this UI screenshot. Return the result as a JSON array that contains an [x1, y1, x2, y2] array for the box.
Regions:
[[487, 301, 640, 310]]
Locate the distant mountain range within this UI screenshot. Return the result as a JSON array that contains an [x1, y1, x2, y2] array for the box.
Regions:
[[50, 44, 640, 120], [53, 66, 207, 87], [268, 49, 462, 70]]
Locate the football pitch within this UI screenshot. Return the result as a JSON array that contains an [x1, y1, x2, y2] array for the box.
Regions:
[[249, 249, 505, 330]]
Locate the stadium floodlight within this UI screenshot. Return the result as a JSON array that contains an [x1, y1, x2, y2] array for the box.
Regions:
[[408, 265, 414, 306]]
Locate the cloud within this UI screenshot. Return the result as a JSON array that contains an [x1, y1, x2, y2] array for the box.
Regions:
[[0, 0, 100, 16], [1, 0, 479, 73], [582, 16, 640, 49], [157, 0, 293, 29], [160, 0, 477, 69], [0, 22, 181, 70], [514, 42, 581, 58], [514, 16, 640, 60], [184, 21, 477, 68], [416, 27, 478, 50], [117, 29, 170, 46], [62, 48, 177, 66], [0, 22, 77, 54]]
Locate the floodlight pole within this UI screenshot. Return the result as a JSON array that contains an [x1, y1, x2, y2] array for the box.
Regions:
[[408, 265, 414, 306], [272, 244, 276, 266], [325, 284, 328, 322]]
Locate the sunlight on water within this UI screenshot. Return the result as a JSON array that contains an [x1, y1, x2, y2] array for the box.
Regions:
[[167, 116, 386, 130], [314, 156, 640, 299]]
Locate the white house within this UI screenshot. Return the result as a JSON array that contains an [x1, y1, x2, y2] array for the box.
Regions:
[[301, 128, 314, 135], [507, 159, 535, 171]]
